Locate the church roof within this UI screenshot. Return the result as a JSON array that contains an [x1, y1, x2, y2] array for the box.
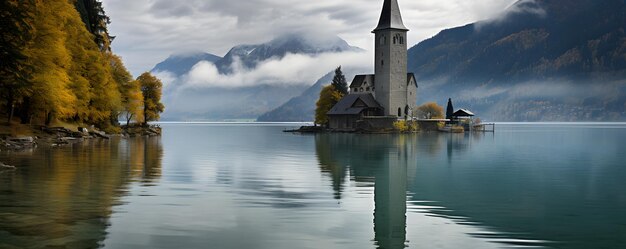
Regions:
[[328, 93, 382, 115], [453, 109, 475, 117], [373, 0, 409, 32], [407, 73, 417, 87], [350, 74, 375, 88], [350, 73, 418, 88]]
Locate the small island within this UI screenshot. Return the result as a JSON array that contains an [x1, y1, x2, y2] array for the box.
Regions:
[[297, 0, 491, 134]]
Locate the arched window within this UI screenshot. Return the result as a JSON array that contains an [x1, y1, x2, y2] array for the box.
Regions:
[[360, 87, 364, 92], [380, 36, 386, 45], [398, 108, 402, 117], [405, 105, 409, 116], [394, 34, 404, 45]]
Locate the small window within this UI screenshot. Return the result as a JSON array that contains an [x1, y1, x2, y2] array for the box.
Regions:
[[360, 87, 364, 92], [393, 34, 404, 45], [354, 88, 358, 92], [380, 36, 386, 45], [398, 108, 402, 117], [366, 87, 370, 91], [381, 60, 384, 66]]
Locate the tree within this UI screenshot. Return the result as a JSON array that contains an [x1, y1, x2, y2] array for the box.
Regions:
[[416, 102, 444, 119], [26, 0, 79, 125], [122, 80, 144, 126], [109, 55, 143, 126], [0, 0, 135, 129], [331, 66, 348, 95], [137, 72, 164, 125], [315, 85, 343, 126], [0, 0, 35, 123], [74, 0, 113, 51], [446, 98, 454, 120]]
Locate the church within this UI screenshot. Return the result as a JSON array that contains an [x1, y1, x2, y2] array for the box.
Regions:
[[328, 0, 418, 131]]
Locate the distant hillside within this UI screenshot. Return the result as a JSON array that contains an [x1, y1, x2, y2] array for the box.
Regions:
[[407, 0, 626, 121], [151, 52, 221, 76], [257, 68, 364, 122], [257, 72, 334, 122]]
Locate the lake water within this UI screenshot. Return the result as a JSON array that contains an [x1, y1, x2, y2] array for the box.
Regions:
[[1, 123, 625, 249]]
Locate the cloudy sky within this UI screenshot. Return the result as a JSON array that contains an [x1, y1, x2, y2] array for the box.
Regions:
[[102, 0, 517, 77]]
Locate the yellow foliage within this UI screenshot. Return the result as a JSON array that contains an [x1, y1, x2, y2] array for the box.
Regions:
[[137, 72, 165, 124], [416, 102, 445, 119], [315, 85, 343, 125], [394, 120, 419, 132], [26, 0, 77, 121], [393, 120, 408, 132], [1, 0, 157, 129]]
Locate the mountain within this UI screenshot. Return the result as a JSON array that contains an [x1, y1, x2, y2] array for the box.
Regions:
[[215, 33, 363, 74], [407, 0, 626, 121], [257, 68, 365, 122], [154, 33, 364, 121], [151, 52, 222, 76], [257, 72, 334, 122]]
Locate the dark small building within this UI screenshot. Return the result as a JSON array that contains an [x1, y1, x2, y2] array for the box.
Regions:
[[327, 93, 383, 131], [452, 109, 475, 130]]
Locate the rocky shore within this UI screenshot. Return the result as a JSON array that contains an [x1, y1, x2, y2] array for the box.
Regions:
[[0, 125, 162, 152]]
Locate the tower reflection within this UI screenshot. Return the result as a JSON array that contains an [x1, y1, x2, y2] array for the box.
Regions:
[[315, 134, 417, 249]]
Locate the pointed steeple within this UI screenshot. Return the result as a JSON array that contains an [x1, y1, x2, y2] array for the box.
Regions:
[[373, 0, 409, 32]]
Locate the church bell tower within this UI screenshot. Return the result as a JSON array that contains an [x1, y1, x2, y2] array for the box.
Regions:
[[373, 0, 409, 117]]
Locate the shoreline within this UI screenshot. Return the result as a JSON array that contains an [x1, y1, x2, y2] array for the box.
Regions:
[[0, 124, 161, 152]]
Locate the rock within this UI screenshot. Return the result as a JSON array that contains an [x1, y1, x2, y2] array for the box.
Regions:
[[78, 127, 89, 134], [42, 127, 73, 137], [89, 130, 109, 139], [9, 136, 34, 143], [0, 162, 16, 170], [3, 136, 37, 150]]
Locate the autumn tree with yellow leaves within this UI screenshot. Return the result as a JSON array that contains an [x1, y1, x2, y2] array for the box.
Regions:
[[0, 0, 164, 131], [315, 85, 344, 126], [137, 73, 165, 126]]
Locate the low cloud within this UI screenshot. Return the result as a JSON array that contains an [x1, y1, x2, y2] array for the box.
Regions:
[[103, 0, 517, 76], [475, 0, 546, 30], [178, 51, 371, 89]]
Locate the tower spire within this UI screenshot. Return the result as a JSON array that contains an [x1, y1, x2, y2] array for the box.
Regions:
[[373, 0, 409, 32]]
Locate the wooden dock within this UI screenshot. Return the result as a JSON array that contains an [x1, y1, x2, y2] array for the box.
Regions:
[[472, 123, 495, 132]]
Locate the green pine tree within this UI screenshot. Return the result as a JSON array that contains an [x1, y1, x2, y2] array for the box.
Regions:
[[331, 66, 348, 95]]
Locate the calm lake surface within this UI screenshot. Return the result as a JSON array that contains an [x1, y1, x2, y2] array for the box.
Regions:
[[1, 123, 625, 249]]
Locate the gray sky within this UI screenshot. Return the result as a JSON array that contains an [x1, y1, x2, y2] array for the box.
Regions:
[[102, 0, 517, 77]]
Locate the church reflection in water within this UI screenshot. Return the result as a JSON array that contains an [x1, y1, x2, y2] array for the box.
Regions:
[[315, 134, 418, 249]]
